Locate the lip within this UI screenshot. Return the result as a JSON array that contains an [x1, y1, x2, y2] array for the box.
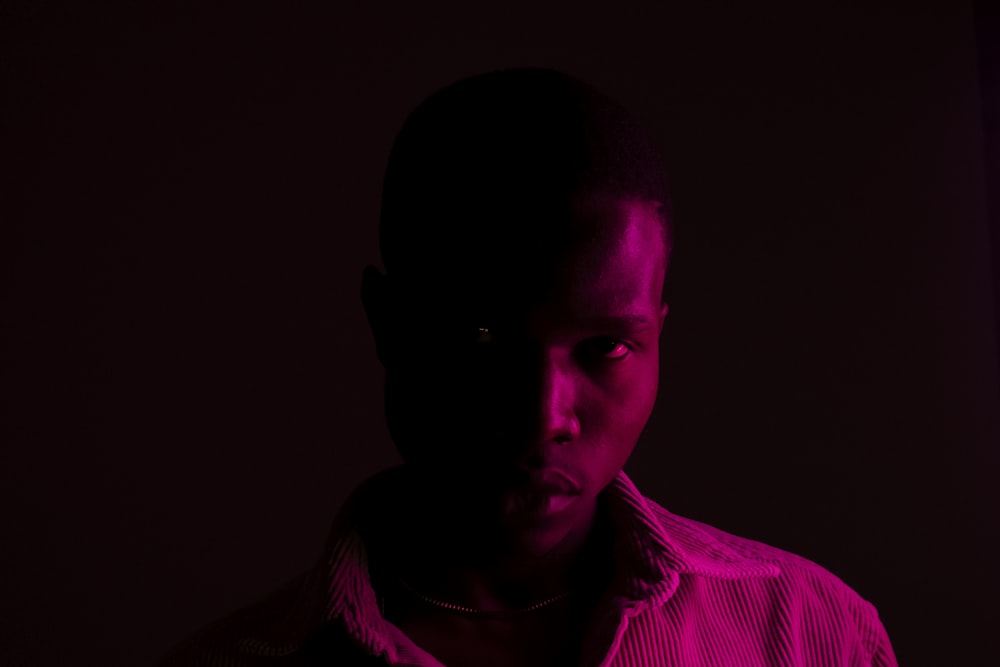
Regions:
[[524, 469, 581, 496], [498, 468, 581, 517]]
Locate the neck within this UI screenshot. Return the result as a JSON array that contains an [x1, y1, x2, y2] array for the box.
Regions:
[[379, 484, 613, 614]]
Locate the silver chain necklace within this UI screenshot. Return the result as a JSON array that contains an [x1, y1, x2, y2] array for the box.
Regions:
[[394, 575, 572, 619]]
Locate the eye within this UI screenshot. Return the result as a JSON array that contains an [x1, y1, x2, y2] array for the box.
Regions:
[[462, 326, 495, 354], [583, 337, 631, 361]]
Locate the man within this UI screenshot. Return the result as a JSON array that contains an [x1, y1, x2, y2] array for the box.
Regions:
[[163, 68, 897, 666]]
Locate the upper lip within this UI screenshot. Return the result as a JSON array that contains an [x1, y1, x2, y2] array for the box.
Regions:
[[522, 468, 580, 495]]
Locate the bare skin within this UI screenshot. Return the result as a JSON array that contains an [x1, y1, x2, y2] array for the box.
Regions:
[[370, 491, 614, 667], [390, 599, 586, 667], [362, 192, 669, 666]]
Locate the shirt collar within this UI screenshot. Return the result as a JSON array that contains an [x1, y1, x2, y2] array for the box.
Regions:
[[238, 466, 780, 660], [600, 470, 780, 607]]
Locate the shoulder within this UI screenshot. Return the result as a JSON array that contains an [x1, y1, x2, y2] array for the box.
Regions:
[[655, 500, 872, 604], [639, 498, 897, 665], [158, 574, 312, 667], [159, 469, 410, 667], [646, 496, 859, 585]]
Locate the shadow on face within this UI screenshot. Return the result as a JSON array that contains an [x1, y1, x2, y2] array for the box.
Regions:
[[362, 68, 672, 548], [363, 190, 668, 535]]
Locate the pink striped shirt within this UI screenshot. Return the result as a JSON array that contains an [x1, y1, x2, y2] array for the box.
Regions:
[[163, 469, 897, 666]]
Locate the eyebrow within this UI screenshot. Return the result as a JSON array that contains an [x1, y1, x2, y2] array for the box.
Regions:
[[582, 314, 655, 331]]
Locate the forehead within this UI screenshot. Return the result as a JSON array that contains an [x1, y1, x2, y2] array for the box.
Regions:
[[406, 193, 666, 327], [538, 194, 665, 320]]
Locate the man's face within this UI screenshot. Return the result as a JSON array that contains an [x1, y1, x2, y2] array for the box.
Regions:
[[370, 191, 668, 556]]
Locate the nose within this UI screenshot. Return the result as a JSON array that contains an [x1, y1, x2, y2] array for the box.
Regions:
[[484, 342, 582, 464], [526, 350, 581, 449]]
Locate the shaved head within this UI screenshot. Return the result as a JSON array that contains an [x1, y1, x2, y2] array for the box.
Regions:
[[378, 68, 671, 282]]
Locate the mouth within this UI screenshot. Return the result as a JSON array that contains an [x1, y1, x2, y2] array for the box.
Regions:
[[524, 468, 581, 495], [499, 468, 581, 518]]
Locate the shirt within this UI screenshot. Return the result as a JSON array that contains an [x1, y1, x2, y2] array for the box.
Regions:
[[161, 467, 897, 666]]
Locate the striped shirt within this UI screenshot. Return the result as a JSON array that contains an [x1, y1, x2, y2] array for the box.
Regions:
[[162, 468, 897, 666]]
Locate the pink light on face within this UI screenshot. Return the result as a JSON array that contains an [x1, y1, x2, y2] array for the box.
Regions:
[[499, 468, 581, 518], [370, 190, 670, 558]]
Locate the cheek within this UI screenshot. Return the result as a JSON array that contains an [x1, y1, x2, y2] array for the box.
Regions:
[[632, 361, 661, 424], [386, 359, 514, 466], [384, 365, 469, 454], [579, 361, 660, 462], [604, 355, 660, 419]]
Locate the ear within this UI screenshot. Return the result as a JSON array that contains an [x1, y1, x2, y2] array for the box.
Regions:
[[361, 265, 392, 367]]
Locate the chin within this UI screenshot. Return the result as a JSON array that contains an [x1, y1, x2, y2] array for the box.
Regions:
[[503, 523, 575, 559], [499, 496, 591, 554]]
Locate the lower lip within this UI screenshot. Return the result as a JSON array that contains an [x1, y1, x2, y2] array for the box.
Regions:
[[538, 493, 575, 515], [503, 489, 577, 517]]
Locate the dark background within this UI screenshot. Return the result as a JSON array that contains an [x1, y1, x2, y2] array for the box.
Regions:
[[3, 1, 998, 665]]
